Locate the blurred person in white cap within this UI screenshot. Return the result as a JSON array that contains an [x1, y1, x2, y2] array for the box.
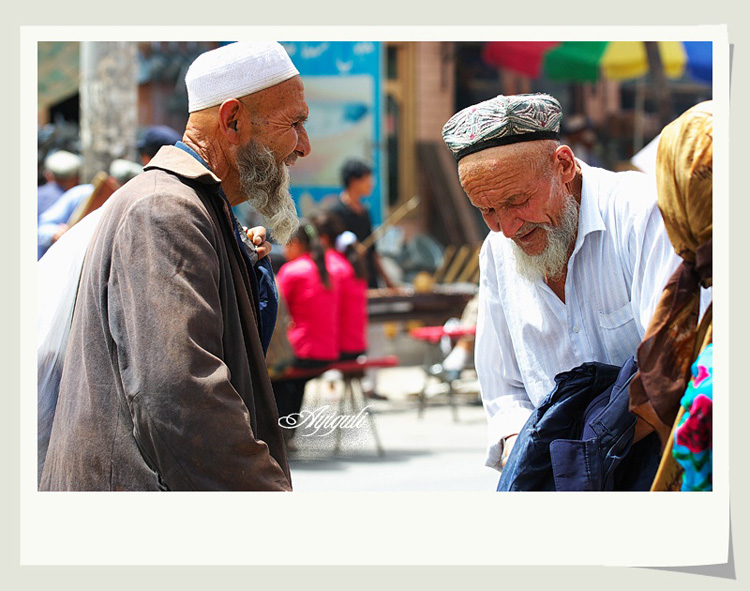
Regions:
[[442, 94, 691, 478], [37, 149, 81, 219], [37, 159, 143, 260], [41, 41, 310, 491]]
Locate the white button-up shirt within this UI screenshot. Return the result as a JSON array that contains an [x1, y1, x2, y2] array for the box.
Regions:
[[476, 160, 683, 470]]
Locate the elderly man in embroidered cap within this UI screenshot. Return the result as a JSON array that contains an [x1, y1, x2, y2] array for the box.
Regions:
[[41, 42, 310, 491], [442, 94, 683, 475]]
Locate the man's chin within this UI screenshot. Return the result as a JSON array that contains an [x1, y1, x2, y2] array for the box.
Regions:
[[512, 233, 547, 257]]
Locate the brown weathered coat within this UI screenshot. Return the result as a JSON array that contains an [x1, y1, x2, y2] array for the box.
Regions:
[[40, 146, 291, 491]]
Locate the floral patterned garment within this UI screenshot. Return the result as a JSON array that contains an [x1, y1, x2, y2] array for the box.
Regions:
[[673, 344, 713, 491]]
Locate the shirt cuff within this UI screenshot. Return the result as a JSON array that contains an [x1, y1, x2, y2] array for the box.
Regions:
[[483, 406, 532, 472]]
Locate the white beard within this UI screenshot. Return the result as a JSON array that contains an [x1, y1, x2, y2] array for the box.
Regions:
[[237, 140, 300, 244], [512, 193, 580, 281]]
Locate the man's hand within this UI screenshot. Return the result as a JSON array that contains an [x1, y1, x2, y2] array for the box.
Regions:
[[245, 226, 272, 260], [501, 434, 518, 469]]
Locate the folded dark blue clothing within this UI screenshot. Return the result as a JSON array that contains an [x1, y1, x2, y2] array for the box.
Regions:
[[497, 357, 661, 492]]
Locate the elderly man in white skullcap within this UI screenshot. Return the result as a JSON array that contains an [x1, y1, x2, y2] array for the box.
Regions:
[[442, 94, 683, 478], [41, 42, 309, 491]]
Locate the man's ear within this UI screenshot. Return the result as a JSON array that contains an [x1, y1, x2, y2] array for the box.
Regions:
[[555, 144, 577, 184], [218, 99, 243, 145]]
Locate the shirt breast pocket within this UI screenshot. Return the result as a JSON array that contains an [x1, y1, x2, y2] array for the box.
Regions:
[[598, 302, 641, 366]]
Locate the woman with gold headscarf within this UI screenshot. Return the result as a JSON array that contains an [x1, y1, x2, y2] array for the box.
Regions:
[[629, 101, 713, 491]]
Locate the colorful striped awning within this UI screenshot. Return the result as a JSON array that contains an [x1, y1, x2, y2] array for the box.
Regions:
[[482, 41, 712, 84]]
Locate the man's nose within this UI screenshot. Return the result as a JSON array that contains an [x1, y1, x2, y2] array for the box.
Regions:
[[296, 126, 311, 158], [495, 210, 523, 238]]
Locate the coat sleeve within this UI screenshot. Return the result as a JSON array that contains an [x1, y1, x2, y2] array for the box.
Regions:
[[107, 191, 291, 491]]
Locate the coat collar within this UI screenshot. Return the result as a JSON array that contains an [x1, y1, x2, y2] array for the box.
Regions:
[[144, 145, 222, 185]]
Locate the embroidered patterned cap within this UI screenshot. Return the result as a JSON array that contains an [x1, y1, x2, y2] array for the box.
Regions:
[[442, 93, 563, 161]]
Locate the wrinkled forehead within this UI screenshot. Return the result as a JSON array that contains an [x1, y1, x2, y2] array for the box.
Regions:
[[458, 144, 521, 182], [243, 75, 308, 112], [272, 74, 305, 96]]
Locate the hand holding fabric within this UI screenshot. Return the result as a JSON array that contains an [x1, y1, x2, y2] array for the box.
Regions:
[[501, 434, 518, 469], [245, 225, 272, 260]]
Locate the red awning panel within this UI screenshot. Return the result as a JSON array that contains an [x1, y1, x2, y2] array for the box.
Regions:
[[481, 41, 561, 79]]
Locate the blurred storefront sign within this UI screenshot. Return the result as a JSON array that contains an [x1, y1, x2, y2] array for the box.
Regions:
[[280, 41, 385, 227]]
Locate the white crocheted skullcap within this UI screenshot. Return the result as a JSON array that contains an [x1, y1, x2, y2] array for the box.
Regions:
[[185, 41, 299, 113], [44, 150, 82, 178], [109, 158, 143, 185]]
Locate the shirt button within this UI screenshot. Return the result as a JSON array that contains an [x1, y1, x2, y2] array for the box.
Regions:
[[572, 326, 580, 333]]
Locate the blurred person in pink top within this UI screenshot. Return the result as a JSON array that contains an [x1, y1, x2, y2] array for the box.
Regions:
[[274, 221, 340, 449], [312, 211, 388, 401], [312, 212, 368, 360]]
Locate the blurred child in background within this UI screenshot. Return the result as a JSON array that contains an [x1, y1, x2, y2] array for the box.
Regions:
[[312, 212, 368, 361], [274, 221, 341, 449]]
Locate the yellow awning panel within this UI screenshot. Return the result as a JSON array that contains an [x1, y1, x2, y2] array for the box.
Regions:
[[601, 41, 687, 80]]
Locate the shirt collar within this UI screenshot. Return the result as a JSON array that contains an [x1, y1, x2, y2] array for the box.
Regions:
[[144, 143, 222, 185], [572, 159, 606, 255]]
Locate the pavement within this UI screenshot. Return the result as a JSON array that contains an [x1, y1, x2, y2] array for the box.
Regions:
[[285, 357, 500, 492]]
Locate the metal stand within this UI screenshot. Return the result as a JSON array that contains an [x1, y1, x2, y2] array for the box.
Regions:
[[334, 371, 385, 456], [417, 346, 459, 423]]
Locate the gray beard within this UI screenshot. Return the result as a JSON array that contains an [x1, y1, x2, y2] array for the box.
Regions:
[[512, 193, 580, 281], [237, 140, 300, 244]]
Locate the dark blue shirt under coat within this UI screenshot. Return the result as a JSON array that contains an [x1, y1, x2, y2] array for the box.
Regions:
[[175, 141, 277, 354]]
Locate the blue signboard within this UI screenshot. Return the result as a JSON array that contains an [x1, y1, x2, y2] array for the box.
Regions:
[[280, 41, 384, 227]]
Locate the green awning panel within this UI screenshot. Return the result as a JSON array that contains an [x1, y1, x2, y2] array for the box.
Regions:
[[543, 42, 609, 82]]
